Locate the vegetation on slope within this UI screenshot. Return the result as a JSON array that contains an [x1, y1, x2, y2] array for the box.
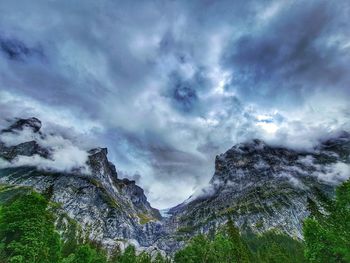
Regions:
[[0, 188, 169, 263], [303, 179, 350, 262], [173, 220, 305, 263], [0, 179, 349, 262], [0, 191, 61, 263]]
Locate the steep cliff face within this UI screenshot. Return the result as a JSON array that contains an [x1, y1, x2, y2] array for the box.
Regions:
[[0, 118, 163, 252], [0, 117, 349, 254], [167, 135, 350, 241]]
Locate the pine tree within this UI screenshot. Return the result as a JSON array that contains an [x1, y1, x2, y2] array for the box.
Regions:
[[0, 192, 61, 263], [174, 234, 211, 263], [303, 179, 350, 262], [116, 245, 137, 263], [226, 217, 250, 263], [306, 197, 322, 219]]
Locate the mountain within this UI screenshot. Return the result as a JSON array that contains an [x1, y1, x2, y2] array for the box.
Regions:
[[0, 118, 163, 253], [166, 135, 349, 241], [0, 117, 349, 254]]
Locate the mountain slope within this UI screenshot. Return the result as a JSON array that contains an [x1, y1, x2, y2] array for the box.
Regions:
[[0, 118, 163, 252], [0, 117, 349, 254], [166, 135, 350, 241]]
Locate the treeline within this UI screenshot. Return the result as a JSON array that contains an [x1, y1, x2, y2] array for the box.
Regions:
[[175, 179, 350, 262], [0, 179, 349, 262], [303, 180, 350, 262], [173, 219, 305, 263]]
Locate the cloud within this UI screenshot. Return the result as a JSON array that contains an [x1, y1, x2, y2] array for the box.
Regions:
[[1, 149, 89, 174], [0, 122, 90, 174], [316, 162, 350, 184], [222, 1, 350, 109], [0, 35, 44, 61], [0, 0, 349, 208], [297, 155, 350, 184]]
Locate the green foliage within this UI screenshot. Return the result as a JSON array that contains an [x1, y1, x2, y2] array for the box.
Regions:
[[245, 230, 306, 263], [226, 217, 250, 262], [0, 189, 109, 263], [61, 244, 107, 263], [174, 234, 211, 263], [59, 214, 83, 258], [0, 187, 169, 263], [0, 191, 61, 263], [174, 219, 252, 263], [153, 252, 169, 263], [1, 180, 349, 263], [175, 181, 350, 263], [303, 179, 350, 263], [109, 245, 169, 263], [114, 245, 137, 263], [174, 220, 305, 263]]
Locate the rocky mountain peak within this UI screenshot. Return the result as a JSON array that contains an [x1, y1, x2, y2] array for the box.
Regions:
[[1, 117, 42, 133], [211, 138, 306, 186], [169, 135, 349, 242], [1, 117, 349, 254], [0, 117, 48, 161], [0, 117, 164, 252], [0, 140, 49, 161], [88, 147, 108, 156], [87, 147, 118, 180]]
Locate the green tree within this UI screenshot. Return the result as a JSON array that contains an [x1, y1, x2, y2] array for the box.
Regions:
[[153, 252, 169, 263], [174, 219, 252, 263], [303, 179, 350, 262], [174, 234, 212, 263], [226, 218, 250, 262], [115, 245, 137, 263], [245, 230, 305, 263], [62, 244, 107, 263], [0, 192, 61, 263], [210, 233, 236, 262], [136, 251, 152, 263]]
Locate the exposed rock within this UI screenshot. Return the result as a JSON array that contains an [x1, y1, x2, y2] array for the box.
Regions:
[[166, 135, 349, 243], [0, 117, 349, 254], [0, 118, 163, 252], [0, 140, 49, 161]]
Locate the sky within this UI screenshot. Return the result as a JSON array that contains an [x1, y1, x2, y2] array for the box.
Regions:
[[0, 0, 349, 209]]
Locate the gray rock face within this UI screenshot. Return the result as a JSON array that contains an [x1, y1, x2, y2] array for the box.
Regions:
[[0, 117, 49, 160], [167, 135, 350, 242], [0, 140, 49, 161], [0, 118, 163, 252], [0, 118, 349, 254]]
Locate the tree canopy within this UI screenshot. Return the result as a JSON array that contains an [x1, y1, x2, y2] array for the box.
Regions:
[[303, 180, 350, 262]]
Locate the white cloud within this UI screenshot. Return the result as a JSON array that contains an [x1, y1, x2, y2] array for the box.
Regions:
[[315, 162, 350, 184], [0, 122, 90, 174]]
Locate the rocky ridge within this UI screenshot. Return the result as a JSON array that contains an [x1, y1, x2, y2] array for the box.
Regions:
[[0, 118, 164, 253], [167, 135, 349, 241], [0, 117, 349, 254]]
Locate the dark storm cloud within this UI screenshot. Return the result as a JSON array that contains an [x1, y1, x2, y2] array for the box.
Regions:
[[165, 72, 199, 113], [173, 85, 197, 112], [0, 0, 165, 117], [222, 1, 350, 108], [0, 35, 43, 61], [0, 0, 349, 208]]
